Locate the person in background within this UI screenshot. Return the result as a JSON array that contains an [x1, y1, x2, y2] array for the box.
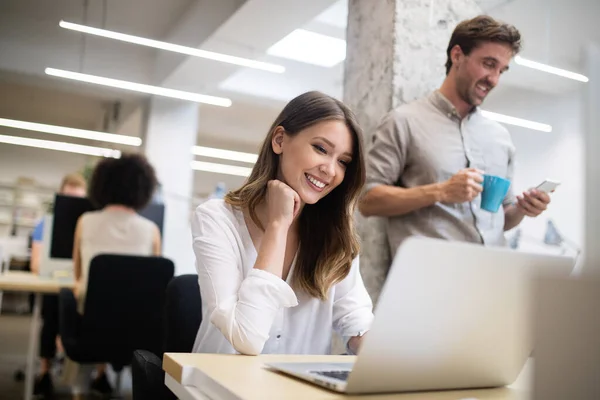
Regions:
[[359, 15, 551, 255], [192, 91, 373, 357], [65, 153, 161, 397], [31, 173, 87, 398]]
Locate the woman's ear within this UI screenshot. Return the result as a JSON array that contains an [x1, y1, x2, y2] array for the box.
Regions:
[[271, 126, 285, 155]]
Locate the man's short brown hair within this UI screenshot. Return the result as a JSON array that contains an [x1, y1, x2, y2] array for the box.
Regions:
[[60, 173, 87, 191], [445, 15, 521, 75]]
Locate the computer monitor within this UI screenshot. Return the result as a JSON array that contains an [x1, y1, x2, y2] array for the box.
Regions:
[[139, 202, 165, 238], [50, 195, 94, 259], [47, 194, 165, 260]]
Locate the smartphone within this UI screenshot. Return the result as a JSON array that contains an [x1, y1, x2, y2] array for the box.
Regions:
[[536, 179, 561, 194]]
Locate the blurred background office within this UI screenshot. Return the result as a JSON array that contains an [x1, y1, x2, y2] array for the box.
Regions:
[[0, 0, 597, 398]]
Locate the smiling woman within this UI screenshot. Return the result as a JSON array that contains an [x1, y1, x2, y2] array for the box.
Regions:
[[227, 91, 365, 298], [190, 91, 374, 357]]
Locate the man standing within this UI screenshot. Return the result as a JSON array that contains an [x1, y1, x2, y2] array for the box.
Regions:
[[359, 15, 550, 255]]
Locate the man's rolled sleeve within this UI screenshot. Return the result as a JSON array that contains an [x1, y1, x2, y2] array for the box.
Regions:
[[364, 112, 409, 195]]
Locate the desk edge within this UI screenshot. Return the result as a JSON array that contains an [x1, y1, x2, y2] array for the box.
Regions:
[[163, 353, 184, 383]]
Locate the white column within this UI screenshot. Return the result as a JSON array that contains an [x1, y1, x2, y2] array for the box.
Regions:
[[584, 43, 600, 276], [143, 97, 198, 275]]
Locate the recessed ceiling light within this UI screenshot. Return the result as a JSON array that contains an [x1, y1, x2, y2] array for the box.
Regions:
[[0, 134, 121, 158], [267, 29, 346, 67], [514, 56, 588, 83], [0, 117, 141, 146], [190, 161, 252, 177], [481, 110, 552, 132], [45, 68, 232, 107], [59, 20, 285, 74], [191, 146, 257, 163]]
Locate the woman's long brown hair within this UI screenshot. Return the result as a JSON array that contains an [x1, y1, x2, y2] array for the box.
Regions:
[[225, 91, 366, 300]]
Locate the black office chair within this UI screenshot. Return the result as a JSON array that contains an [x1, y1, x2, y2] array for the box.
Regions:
[[163, 274, 203, 353], [131, 274, 202, 400], [59, 254, 174, 395]]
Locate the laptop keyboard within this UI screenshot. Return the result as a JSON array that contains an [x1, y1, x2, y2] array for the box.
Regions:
[[312, 370, 350, 381]]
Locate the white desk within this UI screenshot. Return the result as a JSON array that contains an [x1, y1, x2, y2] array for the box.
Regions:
[[0, 271, 74, 400], [163, 353, 531, 400]]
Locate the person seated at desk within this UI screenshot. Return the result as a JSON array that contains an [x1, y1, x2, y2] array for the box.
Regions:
[[30, 173, 87, 398], [192, 91, 374, 356], [64, 153, 162, 397]]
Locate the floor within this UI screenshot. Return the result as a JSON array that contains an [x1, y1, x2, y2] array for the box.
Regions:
[[0, 313, 133, 400]]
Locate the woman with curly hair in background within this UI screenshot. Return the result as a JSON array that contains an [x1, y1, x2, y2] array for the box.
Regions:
[[67, 153, 161, 398]]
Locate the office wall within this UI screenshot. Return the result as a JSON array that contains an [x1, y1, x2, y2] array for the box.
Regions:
[[0, 80, 106, 130], [0, 12, 154, 85], [0, 81, 102, 188], [0, 145, 89, 188], [486, 86, 585, 248]]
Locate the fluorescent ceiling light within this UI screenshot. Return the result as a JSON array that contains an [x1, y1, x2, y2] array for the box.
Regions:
[[0, 134, 121, 158], [481, 110, 552, 132], [515, 56, 589, 83], [267, 29, 346, 67], [190, 161, 252, 177], [191, 146, 257, 163], [0, 117, 141, 146], [45, 68, 232, 107], [59, 21, 285, 74]]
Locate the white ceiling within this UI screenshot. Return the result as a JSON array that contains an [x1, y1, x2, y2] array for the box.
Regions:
[[481, 0, 600, 94], [0, 0, 196, 85], [0, 0, 195, 38], [209, 0, 599, 111], [0, 0, 596, 107], [314, 0, 348, 29], [0, 0, 598, 195], [214, 0, 347, 105]]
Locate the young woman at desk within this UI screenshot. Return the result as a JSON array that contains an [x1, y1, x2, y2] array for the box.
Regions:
[[31, 173, 87, 398], [192, 91, 374, 356], [65, 153, 162, 397]]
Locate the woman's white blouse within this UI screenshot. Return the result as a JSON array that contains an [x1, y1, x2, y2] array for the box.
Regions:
[[191, 199, 374, 355]]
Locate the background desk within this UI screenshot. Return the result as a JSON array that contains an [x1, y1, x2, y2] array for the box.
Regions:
[[164, 353, 531, 400], [0, 271, 74, 400]]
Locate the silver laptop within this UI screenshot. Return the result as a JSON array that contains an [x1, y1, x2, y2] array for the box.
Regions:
[[267, 237, 575, 394]]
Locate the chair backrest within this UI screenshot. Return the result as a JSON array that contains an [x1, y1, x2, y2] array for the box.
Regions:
[[163, 274, 202, 353], [82, 254, 175, 362]]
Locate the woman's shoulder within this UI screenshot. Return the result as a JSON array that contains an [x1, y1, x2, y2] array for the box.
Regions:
[[193, 199, 241, 234], [195, 198, 235, 217], [78, 210, 102, 225]]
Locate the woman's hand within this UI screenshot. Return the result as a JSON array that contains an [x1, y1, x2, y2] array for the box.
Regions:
[[348, 332, 368, 355], [266, 180, 301, 228]]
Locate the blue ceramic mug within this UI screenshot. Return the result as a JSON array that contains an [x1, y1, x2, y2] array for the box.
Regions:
[[481, 174, 511, 213]]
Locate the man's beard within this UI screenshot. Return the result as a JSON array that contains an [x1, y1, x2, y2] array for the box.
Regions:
[[458, 76, 489, 107], [457, 79, 480, 107]]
